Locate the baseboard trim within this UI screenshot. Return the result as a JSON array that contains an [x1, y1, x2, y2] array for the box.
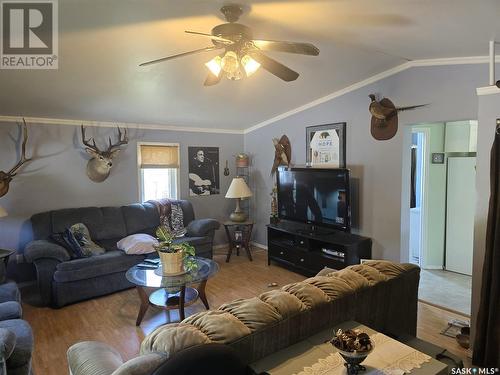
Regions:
[[418, 299, 471, 319], [250, 241, 268, 250]]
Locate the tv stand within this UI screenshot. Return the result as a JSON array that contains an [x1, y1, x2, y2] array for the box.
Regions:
[[296, 225, 335, 237], [267, 222, 372, 276]]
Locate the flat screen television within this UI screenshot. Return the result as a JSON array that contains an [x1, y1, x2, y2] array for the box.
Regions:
[[276, 167, 351, 232]]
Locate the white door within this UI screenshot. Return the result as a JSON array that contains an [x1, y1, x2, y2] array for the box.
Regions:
[[445, 157, 476, 275]]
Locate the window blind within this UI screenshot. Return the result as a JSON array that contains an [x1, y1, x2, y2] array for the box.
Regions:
[[140, 145, 179, 168]]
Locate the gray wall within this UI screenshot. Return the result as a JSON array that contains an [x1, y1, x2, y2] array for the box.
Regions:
[[0, 122, 243, 256], [471, 93, 499, 344], [244, 63, 489, 263]]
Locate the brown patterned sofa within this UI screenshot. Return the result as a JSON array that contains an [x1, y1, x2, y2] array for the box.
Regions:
[[67, 261, 420, 375]]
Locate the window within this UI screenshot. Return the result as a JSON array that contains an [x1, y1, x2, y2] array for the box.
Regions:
[[139, 144, 180, 202]]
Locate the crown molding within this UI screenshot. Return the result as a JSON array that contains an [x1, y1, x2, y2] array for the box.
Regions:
[[0, 115, 244, 135], [476, 85, 500, 96], [244, 55, 500, 134]]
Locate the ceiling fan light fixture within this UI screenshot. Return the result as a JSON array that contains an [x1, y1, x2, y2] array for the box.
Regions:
[[205, 56, 222, 77], [221, 51, 239, 74], [241, 54, 261, 77]]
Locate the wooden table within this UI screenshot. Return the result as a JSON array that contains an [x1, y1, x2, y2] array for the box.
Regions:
[[223, 221, 254, 262], [125, 257, 219, 325], [250, 321, 448, 375]]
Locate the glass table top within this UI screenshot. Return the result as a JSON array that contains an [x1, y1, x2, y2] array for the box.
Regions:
[[126, 257, 219, 289]]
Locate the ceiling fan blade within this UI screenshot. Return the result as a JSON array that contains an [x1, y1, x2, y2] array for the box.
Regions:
[[204, 72, 222, 86], [139, 46, 221, 67], [249, 51, 299, 82], [185, 30, 234, 44], [253, 40, 319, 56]]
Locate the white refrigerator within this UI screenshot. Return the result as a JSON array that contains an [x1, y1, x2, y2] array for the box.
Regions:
[[445, 156, 476, 275]]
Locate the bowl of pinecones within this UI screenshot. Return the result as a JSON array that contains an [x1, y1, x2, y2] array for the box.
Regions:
[[330, 329, 374, 374]]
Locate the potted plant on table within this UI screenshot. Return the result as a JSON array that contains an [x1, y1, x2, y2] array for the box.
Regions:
[[154, 226, 196, 275]]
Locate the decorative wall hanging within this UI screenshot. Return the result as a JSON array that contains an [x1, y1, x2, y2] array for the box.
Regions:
[[0, 118, 33, 198], [369, 94, 427, 140], [188, 147, 220, 196], [80, 126, 128, 183], [306, 123, 346, 168], [271, 135, 291, 176]]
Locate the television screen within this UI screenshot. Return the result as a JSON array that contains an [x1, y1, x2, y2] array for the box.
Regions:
[[277, 168, 350, 231]]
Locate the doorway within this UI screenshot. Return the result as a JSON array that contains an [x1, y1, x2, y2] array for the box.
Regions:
[[409, 131, 426, 266], [404, 121, 476, 316]]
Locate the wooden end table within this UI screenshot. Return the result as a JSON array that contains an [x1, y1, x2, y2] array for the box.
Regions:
[[223, 221, 254, 262]]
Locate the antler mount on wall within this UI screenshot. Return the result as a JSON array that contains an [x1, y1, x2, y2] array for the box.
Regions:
[[81, 126, 128, 183], [0, 119, 33, 198]]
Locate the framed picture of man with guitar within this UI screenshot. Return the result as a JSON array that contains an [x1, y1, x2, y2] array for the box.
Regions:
[[188, 147, 220, 196]]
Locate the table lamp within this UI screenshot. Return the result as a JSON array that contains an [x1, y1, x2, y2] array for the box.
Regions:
[[225, 177, 252, 222], [0, 206, 7, 218]]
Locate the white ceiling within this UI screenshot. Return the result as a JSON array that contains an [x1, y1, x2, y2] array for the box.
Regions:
[[0, 0, 499, 131]]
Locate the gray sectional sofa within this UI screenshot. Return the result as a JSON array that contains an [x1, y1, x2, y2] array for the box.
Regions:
[[24, 200, 220, 308], [67, 261, 420, 375]]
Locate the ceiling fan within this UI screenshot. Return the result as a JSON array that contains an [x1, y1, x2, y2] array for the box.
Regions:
[[139, 4, 320, 86]]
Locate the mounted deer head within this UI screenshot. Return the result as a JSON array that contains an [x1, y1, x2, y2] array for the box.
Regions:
[[81, 125, 128, 183], [0, 119, 33, 198]]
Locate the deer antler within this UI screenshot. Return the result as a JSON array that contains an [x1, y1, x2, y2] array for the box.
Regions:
[[81, 125, 101, 153], [107, 127, 128, 152], [7, 118, 33, 177]]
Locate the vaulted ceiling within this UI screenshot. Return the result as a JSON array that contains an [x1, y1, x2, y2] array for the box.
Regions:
[[1, 0, 499, 131]]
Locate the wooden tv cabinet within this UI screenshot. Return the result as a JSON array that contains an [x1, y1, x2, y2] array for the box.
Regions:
[[267, 222, 372, 276]]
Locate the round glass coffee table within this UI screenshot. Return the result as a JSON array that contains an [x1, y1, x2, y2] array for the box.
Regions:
[[126, 257, 219, 325]]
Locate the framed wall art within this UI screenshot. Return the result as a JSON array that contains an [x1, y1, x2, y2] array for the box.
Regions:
[[188, 146, 220, 196], [306, 123, 346, 168]]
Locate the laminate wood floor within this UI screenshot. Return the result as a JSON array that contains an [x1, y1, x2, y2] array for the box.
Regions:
[[22, 249, 471, 374]]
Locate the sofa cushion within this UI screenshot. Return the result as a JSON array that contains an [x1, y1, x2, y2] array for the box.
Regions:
[[122, 203, 160, 236], [51, 207, 104, 238], [98, 239, 120, 252], [98, 207, 127, 241], [0, 327, 16, 360], [219, 297, 282, 332], [54, 251, 145, 283], [183, 311, 251, 344], [140, 323, 211, 358], [67, 341, 123, 375], [172, 236, 210, 247], [0, 319, 33, 368], [112, 353, 166, 375]]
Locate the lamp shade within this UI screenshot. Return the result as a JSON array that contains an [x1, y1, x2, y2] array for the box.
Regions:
[[225, 177, 252, 199], [0, 206, 7, 218]]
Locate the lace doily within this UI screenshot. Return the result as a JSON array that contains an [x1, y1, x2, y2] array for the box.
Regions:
[[294, 333, 431, 375]]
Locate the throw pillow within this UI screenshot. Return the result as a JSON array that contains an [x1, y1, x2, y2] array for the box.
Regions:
[[49, 233, 77, 258], [170, 203, 187, 238], [69, 223, 105, 256], [117, 234, 158, 255], [64, 229, 91, 258]]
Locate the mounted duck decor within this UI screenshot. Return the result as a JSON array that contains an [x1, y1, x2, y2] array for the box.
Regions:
[[271, 135, 291, 176], [368, 94, 427, 140]]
